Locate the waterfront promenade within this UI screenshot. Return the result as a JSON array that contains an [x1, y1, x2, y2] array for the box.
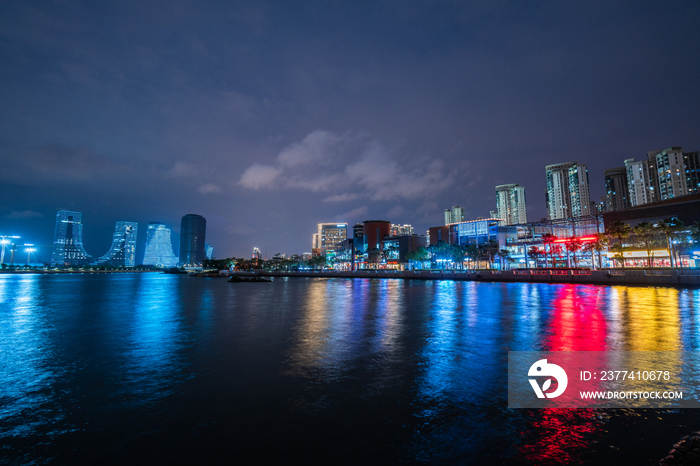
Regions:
[[255, 268, 700, 287]]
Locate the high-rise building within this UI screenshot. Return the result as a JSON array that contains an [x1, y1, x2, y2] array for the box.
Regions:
[[444, 206, 465, 225], [495, 184, 527, 225], [94, 221, 138, 267], [179, 214, 207, 267], [252, 247, 261, 259], [205, 243, 213, 260], [51, 210, 92, 266], [625, 158, 656, 206], [390, 224, 414, 236], [546, 162, 591, 220], [314, 223, 347, 255], [603, 167, 629, 212], [142, 222, 178, 267], [684, 151, 700, 195], [653, 147, 687, 200]]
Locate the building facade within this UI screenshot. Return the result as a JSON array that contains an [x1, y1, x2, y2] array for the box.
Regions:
[[546, 162, 591, 219], [654, 147, 687, 200], [50, 210, 92, 266], [390, 224, 414, 236], [179, 214, 207, 267], [625, 158, 656, 207], [495, 184, 527, 225], [142, 222, 178, 267], [94, 221, 138, 267], [604, 167, 629, 212], [313, 223, 347, 256], [444, 206, 465, 225]]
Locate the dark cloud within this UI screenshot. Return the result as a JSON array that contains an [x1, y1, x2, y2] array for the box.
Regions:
[[0, 0, 699, 261]]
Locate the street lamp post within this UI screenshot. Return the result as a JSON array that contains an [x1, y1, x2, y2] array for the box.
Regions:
[[25, 244, 35, 266], [0, 235, 21, 264]]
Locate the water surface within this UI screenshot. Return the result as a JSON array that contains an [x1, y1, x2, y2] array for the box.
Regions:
[[1, 274, 699, 464]]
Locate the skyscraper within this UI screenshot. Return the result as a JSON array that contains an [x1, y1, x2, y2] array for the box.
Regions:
[[653, 147, 687, 200], [205, 243, 214, 260], [94, 221, 138, 267], [443, 206, 465, 225], [495, 184, 527, 225], [546, 162, 591, 220], [142, 222, 178, 267], [51, 210, 92, 266], [179, 214, 207, 267], [603, 167, 629, 212], [625, 157, 656, 206]]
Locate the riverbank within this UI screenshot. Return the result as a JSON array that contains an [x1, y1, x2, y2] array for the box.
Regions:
[[251, 268, 700, 287], [0, 269, 161, 274]]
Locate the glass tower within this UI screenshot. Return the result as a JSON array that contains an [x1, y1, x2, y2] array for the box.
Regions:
[[179, 214, 206, 267], [94, 221, 138, 267], [51, 210, 92, 266], [143, 223, 179, 267]]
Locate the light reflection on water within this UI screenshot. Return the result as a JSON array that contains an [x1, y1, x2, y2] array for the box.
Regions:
[[1, 274, 700, 464]]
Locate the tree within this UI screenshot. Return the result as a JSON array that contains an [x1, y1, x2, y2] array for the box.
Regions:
[[497, 249, 511, 270], [465, 243, 479, 269], [479, 240, 499, 269], [406, 247, 430, 270], [609, 243, 626, 268], [606, 220, 632, 268], [657, 217, 684, 267], [550, 244, 563, 268], [633, 222, 660, 268], [528, 246, 544, 268], [564, 236, 583, 268], [541, 233, 558, 268]]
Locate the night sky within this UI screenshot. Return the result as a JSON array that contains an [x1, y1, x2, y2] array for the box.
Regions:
[[1, 1, 699, 262]]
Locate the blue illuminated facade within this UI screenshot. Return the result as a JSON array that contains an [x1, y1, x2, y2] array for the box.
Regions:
[[94, 221, 138, 267], [50, 210, 92, 266], [143, 223, 179, 267]]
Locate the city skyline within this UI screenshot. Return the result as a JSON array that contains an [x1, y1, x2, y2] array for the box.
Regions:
[[1, 2, 699, 260]]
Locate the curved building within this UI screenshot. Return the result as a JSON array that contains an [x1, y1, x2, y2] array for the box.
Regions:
[[143, 223, 179, 267], [179, 214, 206, 267], [51, 210, 92, 266], [94, 221, 138, 267]]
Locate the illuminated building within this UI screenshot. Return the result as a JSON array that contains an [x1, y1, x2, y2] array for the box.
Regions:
[[546, 162, 591, 220], [444, 206, 465, 225], [50, 210, 92, 266], [142, 223, 178, 267], [382, 235, 428, 268], [390, 224, 414, 236], [94, 221, 138, 267], [179, 214, 207, 267], [205, 243, 213, 260], [653, 147, 687, 200], [625, 158, 656, 206], [253, 247, 261, 259], [684, 151, 700, 195], [495, 184, 527, 225], [603, 167, 629, 212], [313, 223, 347, 256]]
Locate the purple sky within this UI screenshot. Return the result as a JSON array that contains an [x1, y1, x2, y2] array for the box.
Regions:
[[1, 1, 699, 262]]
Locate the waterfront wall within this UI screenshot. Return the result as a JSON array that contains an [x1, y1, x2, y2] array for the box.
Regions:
[[254, 269, 700, 287]]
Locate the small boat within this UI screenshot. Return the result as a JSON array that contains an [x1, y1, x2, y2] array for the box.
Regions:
[[228, 275, 272, 283]]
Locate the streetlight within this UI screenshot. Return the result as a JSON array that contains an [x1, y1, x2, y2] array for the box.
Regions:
[[0, 235, 21, 264], [24, 244, 35, 266]]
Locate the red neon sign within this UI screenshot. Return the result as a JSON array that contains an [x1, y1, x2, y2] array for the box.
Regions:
[[552, 235, 598, 243]]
